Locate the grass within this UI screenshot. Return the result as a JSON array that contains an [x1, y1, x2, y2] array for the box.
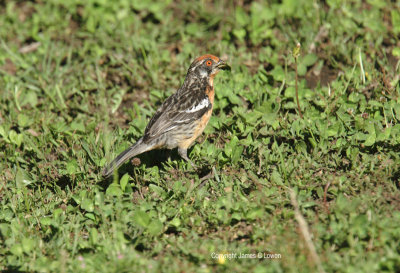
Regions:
[[1, 0, 400, 272]]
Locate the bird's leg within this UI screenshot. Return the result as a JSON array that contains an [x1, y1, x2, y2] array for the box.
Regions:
[[178, 147, 196, 168]]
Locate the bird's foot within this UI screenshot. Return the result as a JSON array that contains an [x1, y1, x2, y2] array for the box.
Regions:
[[178, 147, 197, 169]]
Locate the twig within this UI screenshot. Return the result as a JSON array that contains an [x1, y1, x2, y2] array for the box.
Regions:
[[19, 42, 41, 54], [257, 148, 263, 175], [289, 188, 325, 273], [358, 47, 365, 84], [323, 181, 331, 214], [293, 43, 303, 119]]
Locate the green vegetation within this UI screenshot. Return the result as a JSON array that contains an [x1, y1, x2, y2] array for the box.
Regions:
[[1, 0, 400, 272]]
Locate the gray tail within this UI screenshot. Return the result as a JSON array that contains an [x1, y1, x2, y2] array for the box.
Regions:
[[102, 138, 149, 178]]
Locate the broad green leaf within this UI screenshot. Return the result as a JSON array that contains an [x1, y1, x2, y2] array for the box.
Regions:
[[81, 197, 94, 212], [40, 217, 53, 226], [22, 238, 35, 254], [9, 130, 23, 146], [271, 170, 283, 185], [17, 114, 31, 127], [90, 228, 98, 245], [134, 210, 150, 228], [15, 167, 33, 188], [70, 120, 85, 132], [301, 54, 318, 67], [170, 217, 181, 227], [148, 219, 163, 235], [149, 184, 166, 198], [246, 208, 263, 220], [106, 184, 123, 196], [66, 159, 78, 175], [392, 10, 400, 34], [364, 134, 376, 146], [10, 244, 23, 256], [393, 47, 400, 57], [119, 173, 130, 191]]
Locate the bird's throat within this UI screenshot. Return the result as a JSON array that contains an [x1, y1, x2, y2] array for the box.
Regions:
[[206, 73, 218, 104], [209, 71, 219, 87]]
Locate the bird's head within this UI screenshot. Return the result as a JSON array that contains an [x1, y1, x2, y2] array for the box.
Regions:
[[187, 54, 230, 80]]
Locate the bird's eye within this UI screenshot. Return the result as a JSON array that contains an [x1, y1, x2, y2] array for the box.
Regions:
[[206, 60, 212, 66]]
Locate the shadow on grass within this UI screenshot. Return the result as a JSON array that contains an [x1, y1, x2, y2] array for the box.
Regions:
[[391, 169, 400, 189], [56, 175, 74, 190], [2, 267, 26, 273], [98, 148, 213, 188]]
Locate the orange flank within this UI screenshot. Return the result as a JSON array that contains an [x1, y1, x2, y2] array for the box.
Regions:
[[178, 108, 213, 149], [205, 86, 215, 104]]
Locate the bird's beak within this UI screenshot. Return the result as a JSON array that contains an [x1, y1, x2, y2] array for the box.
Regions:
[[216, 60, 231, 71]]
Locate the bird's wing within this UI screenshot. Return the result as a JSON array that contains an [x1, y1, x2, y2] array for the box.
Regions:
[[143, 91, 212, 142]]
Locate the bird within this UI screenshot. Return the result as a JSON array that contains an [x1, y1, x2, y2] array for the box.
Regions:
[[102, 54, 230, 178]]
